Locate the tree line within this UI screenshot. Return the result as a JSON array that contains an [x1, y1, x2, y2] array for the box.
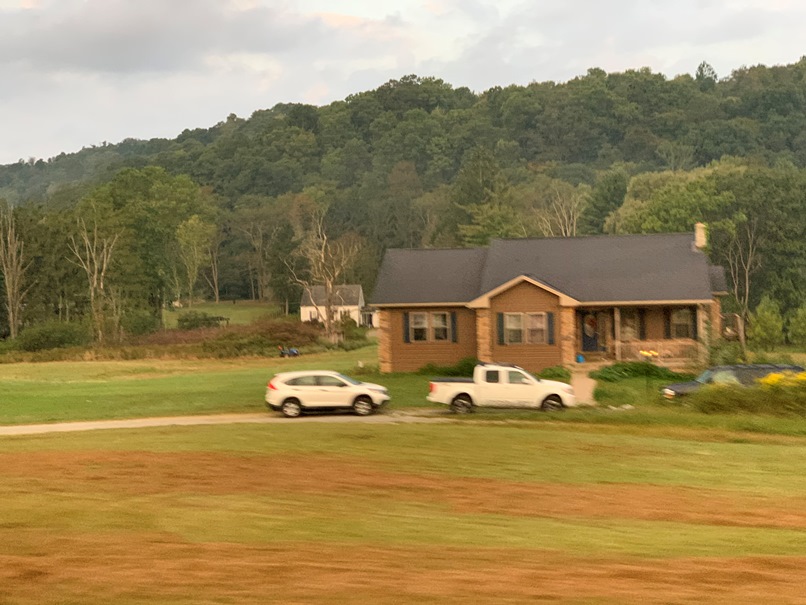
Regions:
[[1, 60, 805, 344]]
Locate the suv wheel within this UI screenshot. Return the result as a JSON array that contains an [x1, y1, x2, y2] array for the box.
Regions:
[[281, 399, 302, 418], [353, 396, 374, 416]]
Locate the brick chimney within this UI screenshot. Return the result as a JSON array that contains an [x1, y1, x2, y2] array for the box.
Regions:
[[694, 222, 707, 250]]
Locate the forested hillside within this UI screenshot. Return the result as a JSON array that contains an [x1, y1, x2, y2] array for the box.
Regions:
[[0, 60, 805, 341]]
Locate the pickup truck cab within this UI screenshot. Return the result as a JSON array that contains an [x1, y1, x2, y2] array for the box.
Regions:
[[427, 363, 576, 413]]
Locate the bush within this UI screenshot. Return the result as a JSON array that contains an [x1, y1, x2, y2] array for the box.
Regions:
[[340, 317, 368, 342], [689, 372, 806, 416], [537, 365, 572, 383], [748, 296, 784, 351], [589, 361, 692, 383], [788, 305, 806, 346], [177, 311, 224, 330], [121, 309, 161, 336], [418, 357, 479, 377], [16, 321, 92, 352], [709, 339, 745, 365], [201, 318, 322, 358], [752, 351, 797, 365]]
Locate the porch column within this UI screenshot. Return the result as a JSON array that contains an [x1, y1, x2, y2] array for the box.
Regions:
[[560, 307, 577, 365], [696, 304, 708, 364], [378, 310, 393, 373], [709, 300, 722, 340], [476, 309, 493, 363], [614, 307, 622, 361]]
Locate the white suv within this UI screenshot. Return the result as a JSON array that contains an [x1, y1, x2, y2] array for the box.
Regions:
[[266, 370, 390, 418]]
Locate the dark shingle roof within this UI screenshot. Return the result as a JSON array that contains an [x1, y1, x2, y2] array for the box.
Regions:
[[371, 248, 488, 304], [301, 285, 364, 307], [481, 234, 714, 302], [371, 233, 719, 305], [709, 264, 728, 293]]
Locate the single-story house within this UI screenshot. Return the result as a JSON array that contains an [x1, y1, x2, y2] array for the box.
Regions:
[[300, 284, 376, 327], [370, 225, 727, 373]]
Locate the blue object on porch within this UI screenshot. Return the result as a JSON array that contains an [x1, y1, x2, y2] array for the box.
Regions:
[[576, 354, 585, 363]]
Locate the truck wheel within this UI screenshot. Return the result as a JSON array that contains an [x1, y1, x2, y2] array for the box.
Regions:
[[451, 395, 473, 414], [541, 395, 564, 412]]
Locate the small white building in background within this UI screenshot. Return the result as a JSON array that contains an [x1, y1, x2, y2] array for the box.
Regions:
[[300, 284, 376, 327]]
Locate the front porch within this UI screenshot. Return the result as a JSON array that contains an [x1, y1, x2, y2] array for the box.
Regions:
[[572, 304, 712, 367]]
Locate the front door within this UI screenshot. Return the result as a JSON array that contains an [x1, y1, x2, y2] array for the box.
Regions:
[[581, 312, 600, 352]]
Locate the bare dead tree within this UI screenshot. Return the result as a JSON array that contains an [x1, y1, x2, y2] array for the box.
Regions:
[[0, 203, 31, 339], [535, 184, 589, 237], [68, 216, 120, 345], [289, 208, 360, 342], [726, 218, 762, 325], [204, 227, 225, 304]]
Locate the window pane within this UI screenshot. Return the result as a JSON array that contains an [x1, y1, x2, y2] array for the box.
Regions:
[[432, 312, 449, 341], [505, 314, 523, 344], [485, 370, 499, 383], [620, 310, 638, 341], [411, 313, 428, 341], [527, 313, 546, 344], [318, 375, 346, 387], [671, 309, 692, 339], [508, 371, 530, 384]]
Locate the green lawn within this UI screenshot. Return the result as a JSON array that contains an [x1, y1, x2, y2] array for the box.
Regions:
[[6, 348, 806, 441], [161, 300, 283, 328], [0, 346, 433, 424]]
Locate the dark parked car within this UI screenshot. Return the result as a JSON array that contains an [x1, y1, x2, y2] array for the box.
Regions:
[[662, 364, 804, 399]]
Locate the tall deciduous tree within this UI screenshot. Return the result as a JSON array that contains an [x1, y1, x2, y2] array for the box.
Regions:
[[718, 215, 763, 323], [0, 201, 30, 338], [579, 169, 628, 234], [204, 224, 225, 304], [67, 201, 120, 344], [176, 215, 216, 307], [459, 202, 526, 246], [232, 196, 287, 302]]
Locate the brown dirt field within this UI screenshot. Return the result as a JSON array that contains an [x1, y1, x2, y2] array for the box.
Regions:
[[2, 533, 806, 604], [2, 451, 806, 530]]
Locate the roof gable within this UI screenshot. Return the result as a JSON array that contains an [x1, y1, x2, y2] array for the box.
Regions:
[[468, 274, 579, 308]]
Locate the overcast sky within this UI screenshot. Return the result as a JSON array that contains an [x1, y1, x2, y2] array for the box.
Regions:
[[1, 0, 804, 164]]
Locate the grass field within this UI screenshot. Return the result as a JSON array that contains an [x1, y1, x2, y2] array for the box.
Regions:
[[5, 421, 806, 603], [5, 347, 806, 440], [162, 301, 283, 328], [0, 346, 398, 425]]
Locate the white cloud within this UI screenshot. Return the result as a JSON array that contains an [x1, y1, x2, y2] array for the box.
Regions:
[[1, 0, 805, 163]]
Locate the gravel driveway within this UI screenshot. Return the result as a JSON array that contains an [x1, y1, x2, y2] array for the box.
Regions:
[[0, 410, 451, 437]]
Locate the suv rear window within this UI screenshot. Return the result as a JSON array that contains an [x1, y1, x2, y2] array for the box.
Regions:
[[286, 376, 317, 386]]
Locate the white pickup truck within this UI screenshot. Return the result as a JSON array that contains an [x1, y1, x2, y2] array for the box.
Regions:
[[427, 363, 577, 413]]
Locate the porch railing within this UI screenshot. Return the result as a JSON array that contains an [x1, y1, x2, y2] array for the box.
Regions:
[[620, 339, 701, 361]]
